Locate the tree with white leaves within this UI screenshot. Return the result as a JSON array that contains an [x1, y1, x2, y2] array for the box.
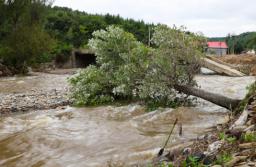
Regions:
[[69, 25, 241, 110]]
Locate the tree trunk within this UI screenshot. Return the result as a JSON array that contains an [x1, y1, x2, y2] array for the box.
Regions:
[[174, 84, 241, 111]]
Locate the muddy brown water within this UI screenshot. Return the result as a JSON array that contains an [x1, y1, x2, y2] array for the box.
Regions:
[[0, 73, 69, 94], [0, 73, 255, 167]]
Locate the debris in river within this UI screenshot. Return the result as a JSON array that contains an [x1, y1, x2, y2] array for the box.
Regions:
[[152, 85, 256, 166], [158, 118, 178, 156]]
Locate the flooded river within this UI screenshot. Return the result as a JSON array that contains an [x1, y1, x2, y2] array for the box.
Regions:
[[0, 72, 255, 167]]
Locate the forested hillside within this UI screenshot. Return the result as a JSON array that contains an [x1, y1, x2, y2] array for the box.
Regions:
[[46, 6, 153, 49], [209, 32, 256, 54], [0, 1, 153, 74]]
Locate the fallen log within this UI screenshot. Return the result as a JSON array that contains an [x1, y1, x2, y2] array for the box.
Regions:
[[174, 84, 241, 110]]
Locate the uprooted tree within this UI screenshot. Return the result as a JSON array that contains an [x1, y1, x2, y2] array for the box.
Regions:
[[69, 25, 241, 110]]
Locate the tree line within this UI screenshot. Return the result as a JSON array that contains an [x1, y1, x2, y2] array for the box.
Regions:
[[209, 32, 256, 54], [46, 6, 153, 48], [0, 1, 153, 73]]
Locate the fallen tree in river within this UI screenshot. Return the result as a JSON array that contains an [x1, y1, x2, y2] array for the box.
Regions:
[[69, 25, 244, 111], [173, 84, 241, 110]]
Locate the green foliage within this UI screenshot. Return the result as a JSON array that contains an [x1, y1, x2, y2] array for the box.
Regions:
[[236, 81, 256, 113], [89, 25, 151, 98], [137, 25, 205, 108], [1, 4, 154, 72], [209, 32, 256, 54], [218, 132, 226, 140], [242, 132, 256, 142], [69, 25, 206, 108], [218, 132, 237, 143], [1, 25, 54, 71], [246, 81, 256, 96], [215, 152, 232, 165], [69, 66, 114, 106], [45, 6, 153, 49], [52, 42, 72, 64], [0, 0, 54, 73], [149, 25, 205, 86], [69, 26, 150, 105], [226, 137, 237, 143], [181, 156, 205, 167]]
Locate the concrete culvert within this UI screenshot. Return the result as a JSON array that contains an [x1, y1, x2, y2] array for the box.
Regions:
[[74, 51, 96, 68]]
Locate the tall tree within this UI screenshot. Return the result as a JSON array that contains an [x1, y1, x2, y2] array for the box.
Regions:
[[0, 0, 54, 72]]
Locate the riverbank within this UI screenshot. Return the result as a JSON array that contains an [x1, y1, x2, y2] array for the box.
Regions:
[[0, 63, 13, 77], [0, 72, 71, 116], [0, 73, 254, 166], [155, 84, 256, 166]]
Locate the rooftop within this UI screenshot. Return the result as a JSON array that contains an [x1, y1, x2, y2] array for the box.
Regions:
[[207, 41, 228, 49]]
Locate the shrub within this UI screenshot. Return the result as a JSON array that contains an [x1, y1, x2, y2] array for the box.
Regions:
[[69, 65, 114, 106], [1, 25, 55, 72], [69, 25, 150, 105], [242, 132, 256, 142], [53, 42, 72, 64]]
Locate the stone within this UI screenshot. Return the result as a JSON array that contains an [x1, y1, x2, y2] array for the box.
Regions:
[[206, 141, 224, 155], [203, 155, 216, 165], [248, 162, 256, 166], [183, 147, 192, 155]]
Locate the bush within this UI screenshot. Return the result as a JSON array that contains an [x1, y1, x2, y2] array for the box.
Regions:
[[69, 25, 150, 105], [69, 65, 114, 106], [53, 42, 72, 64], [1, 25, 55, 72]]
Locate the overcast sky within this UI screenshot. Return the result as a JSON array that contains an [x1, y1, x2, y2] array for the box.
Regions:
[[53, 0, 256, 37]]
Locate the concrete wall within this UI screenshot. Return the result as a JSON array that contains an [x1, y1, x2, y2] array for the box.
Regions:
[[207, 48, 227, 56], [56, 49, 95, 69]]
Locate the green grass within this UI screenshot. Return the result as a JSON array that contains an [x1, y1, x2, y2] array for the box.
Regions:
[[236, 81, 256, 113], [215, 152, 232, 165], [218, 132, 237, 143], [181, 156, 206, 167], [242, 132, 256, 142]]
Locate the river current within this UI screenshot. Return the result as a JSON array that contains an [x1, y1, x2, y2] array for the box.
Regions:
[[0, 73, 254, 166]]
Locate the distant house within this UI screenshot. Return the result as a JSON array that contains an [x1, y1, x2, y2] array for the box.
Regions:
[[207, 41, 228, 56]]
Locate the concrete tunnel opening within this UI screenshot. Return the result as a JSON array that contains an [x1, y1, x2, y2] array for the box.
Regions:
[[74, 51, 96, 68]]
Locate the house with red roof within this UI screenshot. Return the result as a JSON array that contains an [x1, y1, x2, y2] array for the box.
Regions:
[[207, 41, 228, 56]]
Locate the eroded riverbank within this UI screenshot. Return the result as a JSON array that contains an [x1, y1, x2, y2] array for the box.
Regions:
[[0, 72, 255, 166]]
